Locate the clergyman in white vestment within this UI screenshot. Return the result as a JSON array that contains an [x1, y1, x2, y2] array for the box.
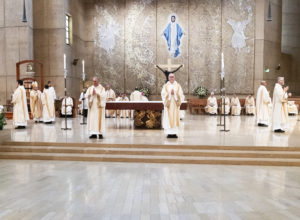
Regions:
[[272, 77, 289, 133], [287, 93, 298, 115], [221, 96, 230, 115], [41, 85, 56, 124], [205, 92, 218, 115], [245, 95, 255, 115], [116, 93, 130, 118], [12, 80, 29, 128], [161, 73, 184, 138], [105, 85, 116, 118], [256, 81, 272, 127], [231, 95, 241, 116], [61, 96, 73, 116], [30, 81, 43, 122], [86, 77, 106, 139], [47, 81, 57, 100]]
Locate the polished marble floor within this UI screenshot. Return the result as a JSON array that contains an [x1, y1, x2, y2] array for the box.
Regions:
[[0, 160, 300, 219], [1, 114, 300, 147]]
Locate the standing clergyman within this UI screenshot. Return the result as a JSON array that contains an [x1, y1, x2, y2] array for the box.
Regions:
[[256, 81, 271, 127], [86, 77, 106, 139], [12, 80, 29, 129], [272, 77, 289, 133], [161, 73, 184, 138]]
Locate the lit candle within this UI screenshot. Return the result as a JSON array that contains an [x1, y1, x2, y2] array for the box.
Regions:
[[82, 60, 85, 81], [221, 52, 224, 72], [64, 54, 66, 70]]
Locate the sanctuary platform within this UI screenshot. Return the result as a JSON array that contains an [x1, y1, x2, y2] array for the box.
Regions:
[[1, 113, 300, 166]]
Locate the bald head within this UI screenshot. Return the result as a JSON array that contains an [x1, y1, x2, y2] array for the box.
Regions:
[[277, 77, 284, 86], [261, 81, 267, 86]]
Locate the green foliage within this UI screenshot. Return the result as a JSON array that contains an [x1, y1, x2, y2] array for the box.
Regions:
[[0, 113, 6, 130], [139, 87, 151, 98], [193, 86, 208, 98]]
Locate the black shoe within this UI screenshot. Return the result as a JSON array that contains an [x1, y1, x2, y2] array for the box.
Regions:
[[35, 121, 38, 123], [89, 135, 97, 139], [274, 129, 285, 133], [167, 135, 172, 138], [258, 123, 268, 127], [16, 126, 26, 129], [45, 122, 52, 124], [98, 135, 103, 139], [173, 135, 178, 138]]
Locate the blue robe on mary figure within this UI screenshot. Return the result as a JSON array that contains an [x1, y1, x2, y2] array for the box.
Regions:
[[163, 23, 183, 58]]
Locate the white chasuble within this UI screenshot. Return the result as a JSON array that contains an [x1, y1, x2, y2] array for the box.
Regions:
[[41, 89, 55, 123], [87, 85, 106, 135], [256, 85, 271, 125], [161, 81, 184, 135], [12, 86, 29, 126], [272, 83, 288, 131]]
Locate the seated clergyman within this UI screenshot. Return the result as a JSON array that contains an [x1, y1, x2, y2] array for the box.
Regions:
[[61, 96, 73, 116], [231, 94, 241, 116], [245, 94, 255, 115], [287, 93, 298, 115], [116, 93, 130, 118], [221, 96, 230, 115], [205, 92, 218, 115]]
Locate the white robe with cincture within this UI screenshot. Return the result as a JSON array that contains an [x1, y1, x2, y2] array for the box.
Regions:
[[272, 83, 288, 131], [41, 89, 55, 123], [12, 86, 29, 126], [161, 81, 184, 135], [256, 85, 271, 125], [87, 85, 106, 135]]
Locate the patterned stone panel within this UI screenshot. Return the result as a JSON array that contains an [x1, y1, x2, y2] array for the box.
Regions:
[[93, 0, 125, 94], [223, 0, 255, 94], [124, 0, 156, 94], [157, 0, 189, 94], [189, 0, 221, 94]]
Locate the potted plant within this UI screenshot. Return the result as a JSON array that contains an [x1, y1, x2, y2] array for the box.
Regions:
[[0, 106, 6, 130], [193, 86, 208, 98], [139, 87, 151, 98]]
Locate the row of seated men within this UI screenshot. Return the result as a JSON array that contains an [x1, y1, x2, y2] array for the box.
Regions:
[[205, 92, 298, 116], [78, 85, 149, 118]]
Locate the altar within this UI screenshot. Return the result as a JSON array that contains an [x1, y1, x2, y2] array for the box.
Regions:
[[105, 101, 187, 129]]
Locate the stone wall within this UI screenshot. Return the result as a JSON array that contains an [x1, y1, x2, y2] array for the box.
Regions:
[[0, 0, 33, 105], [85, 0, 256, 96], [282, 0, 300, 95]]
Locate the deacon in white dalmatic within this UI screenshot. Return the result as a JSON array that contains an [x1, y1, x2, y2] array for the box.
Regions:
[[245, 94, 255, 115], [41, 85, 55, 124], [230, 94, 241, 116], [205, 92, 218, 115], [272, 77, 289, 133], [86, 77, 106, 139], [12, 80, 29, 128], [161, 73, 184, 138], [30, 81, 43, 122], [256, 81, 272, 127]]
